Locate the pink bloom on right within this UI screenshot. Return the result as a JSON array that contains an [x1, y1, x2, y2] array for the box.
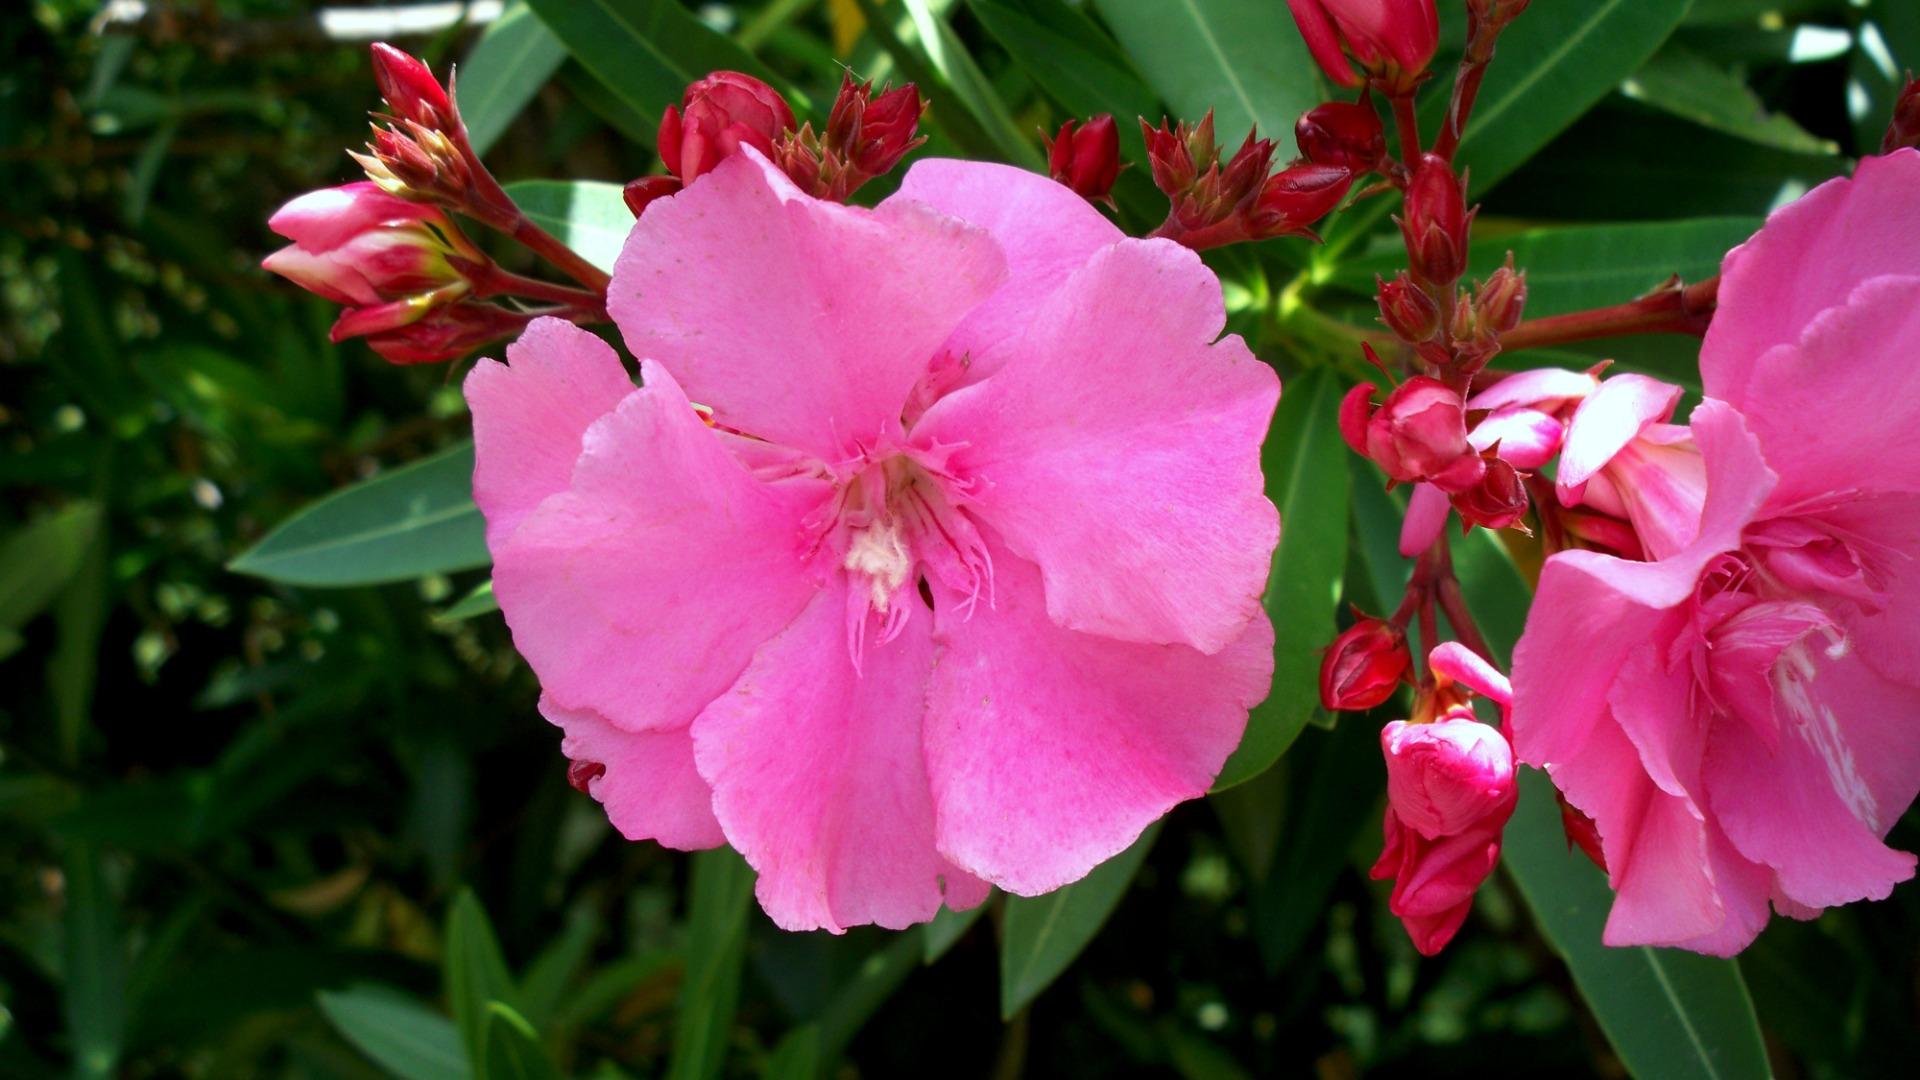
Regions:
[[1510, 150, 1920, 955]]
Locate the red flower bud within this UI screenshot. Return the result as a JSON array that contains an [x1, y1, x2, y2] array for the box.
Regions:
[[1555, 788, 1607, 873], [1473, 254, 1528, 336], [1366, 376, 1484, 492], [1296, 100, 1386, 173], [1286, 0, 1440, 94], [1141, 113, 1216, 198], [1400, 154, 1472, 286], [1377, 271, 1441, 343], [1885, 74, 1920, 155], [1046, 115, 1124, 205], [370, 42, 453, 129], [1320, 617, 1411, 711], [568, 758, 607, 794], [622, 175, 683, 218], [1339, 381, 1377, 458], [1451, 457, 1529, 532], [660, 71, 796, 184], [359, 301, 534, 365], [1220, 132, 1280, 209], [1247, 161, 1351, 239], [851, 81, 926, 177]]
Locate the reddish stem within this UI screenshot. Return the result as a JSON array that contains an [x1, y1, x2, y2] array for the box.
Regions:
[[1498, 275, 1720, 353], [1390, 93, 1422, 168], [470, 265, 608, 308], [506, 215, 612, 293]]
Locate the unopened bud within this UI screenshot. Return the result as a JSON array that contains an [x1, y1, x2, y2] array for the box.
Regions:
[[1474, 255, 1527, 336], [1142, 113, 1216, 197], [1452, 457, 1529, 532], [851, 81, 926, 177], [1320, 617, 1412, 711], [1555, 787, 1606, 872], [1366, 376, 1484, 492], [361, 301, 534, 365], [370, 43, 453, 129], [1399, 153, 1472, 286], [623, 175, 682, 218], [1247, 161, 1351, 239], [1296, 100, 1386, 173], [1286, 0, 1440, 95], [1378, 271, 1441, 343], [1046, 115, 1123, 205], [1885, 74, 1920, 154], [659, 71, 796, 184]]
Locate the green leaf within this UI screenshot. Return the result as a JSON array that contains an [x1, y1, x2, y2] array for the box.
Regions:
[[446, 890, 521, 1072], [1338, 217, 1762, 319], [1623, 42, 1835, 155], [1091, 0, 1323, 150], [459, 1, 570, 156], [668, 848, 756, 1080], [778, 929, 928, 1076], [49, 518, 110, 762], [1000, 821, 1159, 1019], [1322, 0, 1691, 264], [524, 0, 789, 138], [1244, 715, 1383, 972], [963, 0, 1161, 129], [480, 1002, 561, 1080], [898, 0, 1042, 166], [1451, 530, 1771, 1080], [229, 441, 488, 588], [318, 986, 469, 1080], [923, 900, 988, 964], [437, 579, 500, 622], [1446, 0, 1693, 192], [0, 501, 101, 659], [62, 841, 125, 1080], [763, 1025, 821, 1080], [504, 180, 632, 276], [1213, 367, 1349, 790]]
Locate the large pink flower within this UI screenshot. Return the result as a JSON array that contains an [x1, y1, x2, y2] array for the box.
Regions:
[[465, 150, 1279, 931], [1509, 150, 1920, 955]]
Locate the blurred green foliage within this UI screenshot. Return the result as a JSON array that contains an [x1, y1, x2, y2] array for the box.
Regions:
[[3, 1, 1918, 1077]]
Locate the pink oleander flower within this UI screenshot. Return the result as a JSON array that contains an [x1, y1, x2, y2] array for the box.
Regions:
[[1510, 150, 1920, 955], [1372, 643, 1518, 955], [466, 149, 1280, 932]]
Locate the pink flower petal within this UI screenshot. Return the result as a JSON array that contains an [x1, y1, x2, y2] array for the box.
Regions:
[[1703, 646, 1919, 910], [466, 318, 637, 550], [691, 587, 986, 933], [923, 542, 1272, 895], [914, 239, 1280, 654], [491, 360, 826, 732], [267, 181, 440, 251], [1557, 374, 1683, 490], [1399, 482, 1449, 557], [606, 149, 1006, 461], [1429, 641, 1511, 706], [1465, 367, 1597, 412], [541, 697, 722, 850], [887, 159, 1125, 384], [1707, 276, 1920, 506], [1468, 406, 1563, 470], [1704, 149, 1920, 384]]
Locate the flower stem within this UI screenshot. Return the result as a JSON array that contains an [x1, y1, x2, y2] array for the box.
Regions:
[[472, 265, 608, 308], [506, 214, 612, 292], [1391, 93, 1423, 168], [1497, 275, 1720, 352]]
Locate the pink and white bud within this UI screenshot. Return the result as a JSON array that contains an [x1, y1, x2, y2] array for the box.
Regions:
[[1364, 376, 1485, 493], [1381, 715, 1515, 839]]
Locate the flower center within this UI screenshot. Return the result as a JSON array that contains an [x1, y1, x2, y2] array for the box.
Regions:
[[808, 443, 993, 668]]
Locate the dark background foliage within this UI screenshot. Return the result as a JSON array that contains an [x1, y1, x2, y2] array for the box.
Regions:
[[3, 1, 1917, 1077]]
